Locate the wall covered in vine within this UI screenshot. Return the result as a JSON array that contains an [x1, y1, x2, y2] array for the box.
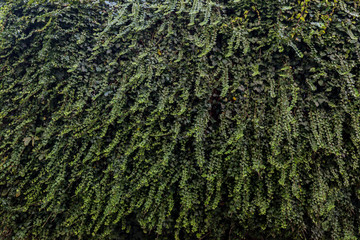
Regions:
[[1, 0, 360, 239]]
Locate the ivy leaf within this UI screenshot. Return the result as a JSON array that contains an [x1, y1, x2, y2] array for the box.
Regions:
[[282, 6, 293, 11], [67, 64, 79, 73], [23, 137, 32, 146], [252, 64, 260, 76]]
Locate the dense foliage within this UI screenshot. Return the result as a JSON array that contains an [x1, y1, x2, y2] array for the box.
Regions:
[[1, 0, 360, 239]]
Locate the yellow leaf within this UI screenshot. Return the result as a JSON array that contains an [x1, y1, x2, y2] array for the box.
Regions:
[[15, 189, 21, 198], [157, 50, 162, 55]]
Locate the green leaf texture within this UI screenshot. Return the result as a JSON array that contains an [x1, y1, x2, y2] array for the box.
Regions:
[[0, 0, 360, 239]]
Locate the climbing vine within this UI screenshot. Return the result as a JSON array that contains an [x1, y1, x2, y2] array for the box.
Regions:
[[1, 0, 360, 239]]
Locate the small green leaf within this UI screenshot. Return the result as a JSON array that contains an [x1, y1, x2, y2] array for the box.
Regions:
[[67, 64, 78, 73]]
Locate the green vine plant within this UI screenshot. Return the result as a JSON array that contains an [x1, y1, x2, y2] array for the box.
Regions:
[[0, 0, 360, 239]]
